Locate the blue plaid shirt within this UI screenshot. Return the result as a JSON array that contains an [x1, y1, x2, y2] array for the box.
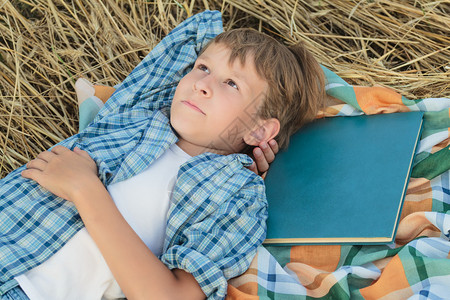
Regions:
[[0, 11, 268, 299]]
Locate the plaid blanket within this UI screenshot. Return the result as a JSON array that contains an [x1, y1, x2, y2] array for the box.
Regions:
[[226, 67, 450, 299]]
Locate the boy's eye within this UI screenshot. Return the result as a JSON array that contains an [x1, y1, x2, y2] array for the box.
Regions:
[[226, 79, 238, 90], [198, 64, 209, 74]]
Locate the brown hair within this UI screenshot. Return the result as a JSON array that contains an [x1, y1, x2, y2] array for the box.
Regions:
[[203, 28, 326, 149]]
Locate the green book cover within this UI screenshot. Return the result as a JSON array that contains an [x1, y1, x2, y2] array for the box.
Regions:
[[264, 112, 424, 245]]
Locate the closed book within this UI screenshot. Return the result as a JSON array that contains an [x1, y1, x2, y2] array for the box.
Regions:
[[264, 112, 424, 245]]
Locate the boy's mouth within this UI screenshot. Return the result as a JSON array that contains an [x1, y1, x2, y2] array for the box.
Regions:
[[182, 100, 206, 115]]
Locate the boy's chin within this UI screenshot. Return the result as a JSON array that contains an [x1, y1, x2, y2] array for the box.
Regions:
[[169, 119, 191, 137]]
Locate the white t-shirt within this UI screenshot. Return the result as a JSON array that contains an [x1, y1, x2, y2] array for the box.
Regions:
[[15, 144, 191, 300]]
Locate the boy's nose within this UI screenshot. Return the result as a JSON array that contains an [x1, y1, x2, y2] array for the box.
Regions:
[[193, 78, 212, 98]]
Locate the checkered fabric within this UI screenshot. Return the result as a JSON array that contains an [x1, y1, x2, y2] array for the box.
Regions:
[[0, 11, 268, 299], [227, 66, 450, 299]]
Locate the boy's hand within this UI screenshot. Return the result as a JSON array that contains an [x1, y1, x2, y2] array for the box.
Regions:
[[248, 139, 279, 179], [21, 146, 99, 202]]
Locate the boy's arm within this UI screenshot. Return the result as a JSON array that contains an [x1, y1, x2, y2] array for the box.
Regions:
[[21, 146, 205, 300], [70, 173, 204, 300]]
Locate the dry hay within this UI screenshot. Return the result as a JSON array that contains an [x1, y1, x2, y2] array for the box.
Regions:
[[1, 0, 449, 178]]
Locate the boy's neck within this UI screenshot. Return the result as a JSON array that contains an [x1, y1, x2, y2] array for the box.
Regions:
[[176, 138, 236, 156]]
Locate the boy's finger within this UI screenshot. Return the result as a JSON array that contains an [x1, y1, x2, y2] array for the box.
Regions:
[[74, 147, 91, 159], [51, 145, 70, 154], [37, 150, 55, 163], [259, 142, 275, 164], [21, 169, 40, 181], [26, 159, 47, 171], [268, 139, 279, 155], [253, 147, 269, 173]]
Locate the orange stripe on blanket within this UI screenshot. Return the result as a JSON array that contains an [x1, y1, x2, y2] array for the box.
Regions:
[[404, 191, 432, 205], [431, 138, 450, 154], [226, 285, 259, 300], [290, 245, 341, 272], [406, 177, 432, 194], [400, 198, 433, 221], [286, 262, 338, 298], [320, 104, 346, 117], [402, 177, 433, 221], [360, 255, 413, 299], [354, 86, 410, 114], [286, 246, 341, 298], [395, 212, 440, 245]]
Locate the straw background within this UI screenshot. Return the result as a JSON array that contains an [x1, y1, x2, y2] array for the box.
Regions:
[[1, 0, 449, 178]]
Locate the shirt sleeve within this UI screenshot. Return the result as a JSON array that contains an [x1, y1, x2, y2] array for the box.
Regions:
[[160, 166, 268, 299], [93, 10, 223, 121]]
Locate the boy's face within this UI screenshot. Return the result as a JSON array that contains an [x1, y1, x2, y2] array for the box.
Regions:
[[171, 43, 268, 155]]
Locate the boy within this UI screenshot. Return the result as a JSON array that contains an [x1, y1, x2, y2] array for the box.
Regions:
[[1, 11, 325, 300]]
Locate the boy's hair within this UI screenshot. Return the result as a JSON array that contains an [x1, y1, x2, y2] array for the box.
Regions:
[[203, 28, 326, 149]]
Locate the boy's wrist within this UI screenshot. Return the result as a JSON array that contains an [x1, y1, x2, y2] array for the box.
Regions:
[[69, 176, 105, 205]]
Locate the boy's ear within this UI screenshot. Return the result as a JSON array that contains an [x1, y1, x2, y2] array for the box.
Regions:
[[243, 118, 280, 146]]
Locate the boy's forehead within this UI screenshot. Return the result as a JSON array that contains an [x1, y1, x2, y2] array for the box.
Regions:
[[199, 43, 247, 67], [198, 43, 263, 79]]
